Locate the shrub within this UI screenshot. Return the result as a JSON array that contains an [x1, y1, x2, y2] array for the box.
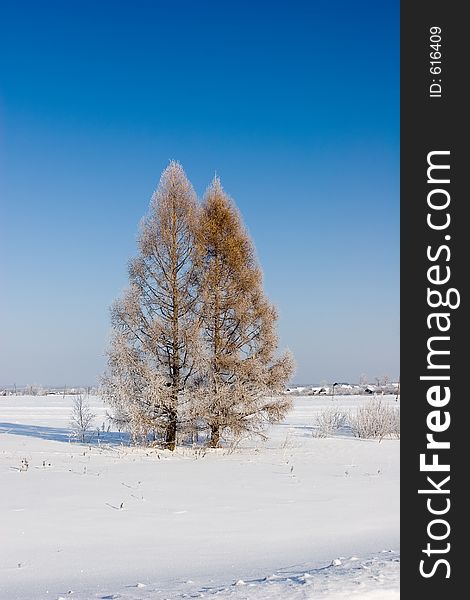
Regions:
[[349, 397, 400, 440], [314, 407, 348, 438]]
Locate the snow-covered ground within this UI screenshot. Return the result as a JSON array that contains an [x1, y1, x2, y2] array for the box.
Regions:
[[0, 395, 399, 599]]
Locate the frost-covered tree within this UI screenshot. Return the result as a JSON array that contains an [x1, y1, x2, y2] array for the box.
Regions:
[[102, 161, 200, 450], [70, 394, 96, 443], [196, 177, 294, 447]]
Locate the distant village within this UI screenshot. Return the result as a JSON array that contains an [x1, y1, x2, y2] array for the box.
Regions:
[[0, 385, 99, 397], [1, 380, 400, 398], [286, 379, 400, 397]]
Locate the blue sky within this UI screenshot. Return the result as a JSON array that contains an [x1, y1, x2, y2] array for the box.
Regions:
[[0, 0, 399, 386]]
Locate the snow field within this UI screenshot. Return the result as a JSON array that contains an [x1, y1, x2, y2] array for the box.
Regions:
[[0, 395, 399, 599]]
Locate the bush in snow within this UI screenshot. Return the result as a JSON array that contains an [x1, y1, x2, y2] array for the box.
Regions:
[[70, 394, 96, 443], [349, 397, 400, 440], [313, 408, 348, 437]]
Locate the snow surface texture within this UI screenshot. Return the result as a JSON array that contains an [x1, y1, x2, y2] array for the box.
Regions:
[[0, 395, 399, 599]]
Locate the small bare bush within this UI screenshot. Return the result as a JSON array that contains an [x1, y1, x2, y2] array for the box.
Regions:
[[70, 394, 96, 443], [314, 408, 348, 438], [349, 397, 400, 440]]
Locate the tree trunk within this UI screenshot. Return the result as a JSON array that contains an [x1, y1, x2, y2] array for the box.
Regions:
[[208, 423, 220, 448], [165, 410, 177, 451]]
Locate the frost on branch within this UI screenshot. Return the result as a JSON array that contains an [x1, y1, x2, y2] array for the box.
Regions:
[[70, 394, 96, 443], [349, 397, 400, 440], [314, 407, 348, 438]]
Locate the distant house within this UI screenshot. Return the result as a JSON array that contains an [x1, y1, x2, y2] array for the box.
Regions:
[[286, 386, 307, 394], [310, 386, 329, 395]]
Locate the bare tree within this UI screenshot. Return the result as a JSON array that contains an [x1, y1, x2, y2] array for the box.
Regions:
[[70, 395, 96, 443], [196, 177, 294, 447], [102, 161, 200, 450]]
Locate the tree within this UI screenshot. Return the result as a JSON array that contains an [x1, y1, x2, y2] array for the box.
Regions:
[[102, 161, 200, 449], [70, 394, 96, 443], [196, 177, 294, 447]]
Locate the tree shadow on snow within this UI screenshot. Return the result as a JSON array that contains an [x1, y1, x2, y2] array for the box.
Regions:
[[0, 422, 130, 446]]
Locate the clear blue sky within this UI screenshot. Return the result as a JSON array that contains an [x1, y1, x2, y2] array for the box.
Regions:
[[0, 0, 399, 387]]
